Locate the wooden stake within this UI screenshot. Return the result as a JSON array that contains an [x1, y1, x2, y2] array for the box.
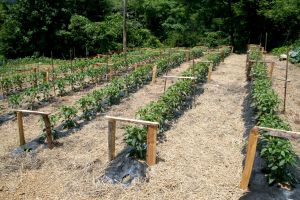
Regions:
[[163, 78, 167, 92], [152, 65, 157, 84], [240, 127, 259, 190], [45, 70, 49, 83], [208, 64, 213, 81], [17, 112, 25, 146], [221, 49, 225, 62], [33, 68, 38, 86], [264, 32, 268, 53], [283, 48, 289, 113], [109, 65, 113, 81], [42, 115, 53, 149], [269, 62, 274, 80], [146, 125, 158, 166], [108, 119, 116, 161], [186, 51, 190, 62]]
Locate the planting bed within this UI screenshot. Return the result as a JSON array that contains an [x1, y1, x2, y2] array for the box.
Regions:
[[1, 48, 298, 200]]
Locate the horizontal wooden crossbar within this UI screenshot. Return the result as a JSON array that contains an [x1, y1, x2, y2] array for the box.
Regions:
[[248, 60, 274, 63], [163, 76, 197, 80], [105, 116, 159, 126], [272, 77, 291, 82], [256, 126, 300, 140], [13, 109, 51, 116], [198, 61, 213, 63]]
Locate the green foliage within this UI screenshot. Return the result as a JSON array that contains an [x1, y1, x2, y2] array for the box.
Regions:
[[199, 31, 230, 48], [8, 93, 22, 108], [124, 126, 147, 159], [125, 48, 229, 159], [76, 95, 96, 121], [249, 49, 298, 185], [60, 105, 78, 129], [260, 137, 297, 185]]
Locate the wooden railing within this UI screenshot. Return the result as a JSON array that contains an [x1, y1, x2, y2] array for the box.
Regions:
[[105, 116, 159, 166], [14, 109, 53, 149]]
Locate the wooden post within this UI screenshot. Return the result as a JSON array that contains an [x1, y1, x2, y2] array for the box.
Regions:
[[108, 119, 116, 161], [109, 65, 113, 81], [221, 49, 225, 63], [152, 65, 157, 84], [192, 56, 195, 76], [283, 48, 289, 113], [70, 49, 73, 73], [45, 69, 49, 83], [42, 115, 53, 149], [269, 62, 274, 80], [17, 112, 25, 146], [33, 67, 38, 86], [240, 127, 259, 190], [163, 78, 167, 92], [186, 51, 190, 62], [264, 32, 268, 52], [246, 61, 254, 81], [208, 64, 213, 81], [146, 125, 158, 166], [123, 0, 127, 54]]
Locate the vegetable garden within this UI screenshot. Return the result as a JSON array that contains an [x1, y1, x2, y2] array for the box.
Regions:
[[1, 46, 300, 200]]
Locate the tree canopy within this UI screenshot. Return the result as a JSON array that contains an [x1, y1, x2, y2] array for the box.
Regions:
[[0, 0, 299, 58]]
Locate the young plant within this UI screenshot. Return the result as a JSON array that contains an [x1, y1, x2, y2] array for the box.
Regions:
[[76, 95, 96, 120], [124, 125, 147, 159], [60, 105, 78, 129], [260, 136, 297, 185], [8, 94, 22, 108]]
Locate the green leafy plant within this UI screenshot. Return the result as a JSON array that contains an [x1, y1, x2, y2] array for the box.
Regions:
[[124, 126, 147, 159], [76, 95, 96, 120], [125, 48, 229, 158], [260, 136, 297, 185], [8, 94, 22, 108], [60, 105, 78, 129], [250, 48, 298, 185]]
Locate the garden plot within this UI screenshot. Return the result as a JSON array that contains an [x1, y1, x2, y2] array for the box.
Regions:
[[0, 49, 232, 200]]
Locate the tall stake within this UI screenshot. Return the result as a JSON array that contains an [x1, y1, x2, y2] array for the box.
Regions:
[[264, 32, 268, 52], [283, 48, 289, 113], [123, 0, 127, 70], [51, 51, 56, 95]]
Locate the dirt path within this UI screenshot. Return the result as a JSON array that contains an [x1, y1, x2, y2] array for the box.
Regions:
[[0, 57, 204, 199], [97, 54, 249, 199], [266, 55, 300, 132]]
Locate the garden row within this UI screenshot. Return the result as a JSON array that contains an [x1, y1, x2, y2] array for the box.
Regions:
[[1, 49, 162, 97], [6, 50, 166, 109], [123, 47, 231, 159], [42, 47, 205, 136], [248, 46, 297, 185]]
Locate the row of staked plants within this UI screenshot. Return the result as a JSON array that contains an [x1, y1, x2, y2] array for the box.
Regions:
[[51, 47, 206, 130], [7, 50, 163, 109], [124, 47, 231, 159], [1, 49, 161, 97], [249, 49, 298, 186]]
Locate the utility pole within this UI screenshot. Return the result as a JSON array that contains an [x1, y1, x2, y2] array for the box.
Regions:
[[123, 0, 127, 53], [123, 0, 128, 69]]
